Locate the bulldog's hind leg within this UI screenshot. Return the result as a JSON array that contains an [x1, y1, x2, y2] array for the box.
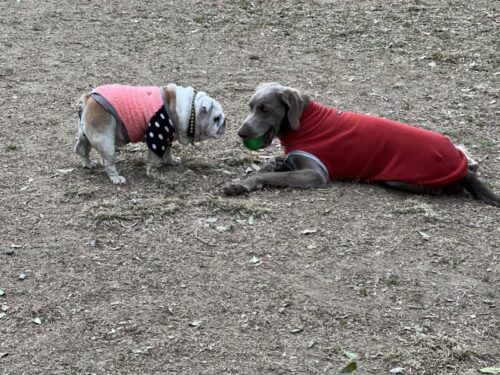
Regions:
[[74, 96, 98, 169], [146, 149, 163, 179], [84, 114, 126, 184], [74, 133, 97, 169]]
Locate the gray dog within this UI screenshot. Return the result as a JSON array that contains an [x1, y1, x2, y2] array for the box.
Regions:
[[224, 82, 499, 207], [75, 83, 226, 184]]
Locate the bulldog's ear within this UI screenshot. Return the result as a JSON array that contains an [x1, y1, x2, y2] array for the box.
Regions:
[[280, 87, 304, 130], [201, 97, 214, 113]]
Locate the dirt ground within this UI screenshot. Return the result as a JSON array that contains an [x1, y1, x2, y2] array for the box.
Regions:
[[1, 0, 499, 374]]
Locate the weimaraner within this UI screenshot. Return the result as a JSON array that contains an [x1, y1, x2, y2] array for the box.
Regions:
[[224, 82, 499, 207]]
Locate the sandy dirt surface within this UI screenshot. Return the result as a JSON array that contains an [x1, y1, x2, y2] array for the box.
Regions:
[[1, 0, 499, 374]]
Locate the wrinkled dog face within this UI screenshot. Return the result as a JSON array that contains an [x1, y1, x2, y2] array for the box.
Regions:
[[237, 83, 305, 149], [194, 92, 226, 142]]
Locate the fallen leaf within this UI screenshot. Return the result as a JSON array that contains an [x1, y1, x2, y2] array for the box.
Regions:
[[480, 368, 500, 374], [216, 224, 233, 232], [306, 340, 316, 349], [301, 228, 318, 235], [340, 361, 357, 373], [205, 217, 218, 223], [33, 317, 42, 324], [0, 312, 5, 320], [250, 163, 261, 171], [89, 239, 97, 247], [390, 367, 405, 374], [190, 319, 202, 327], [18, 272, 27, 280], [1, 305, 8, 312], [289, 327, 303, 334], [0, 289, 5, 296], [250, 256, 261, 264], [344, 351, 358, 360], [56, 168, 75, 174], [0, 352, 8, 358], [248, 214, 255, 225], [418, 231, 431, 241]]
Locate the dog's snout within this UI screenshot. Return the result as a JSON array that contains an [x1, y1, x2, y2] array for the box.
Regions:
[[217, 119, 226, 135], [238, 123, 248, 138]]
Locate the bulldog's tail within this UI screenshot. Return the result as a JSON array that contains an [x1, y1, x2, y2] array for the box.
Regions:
[[463, 170, 500, 207], [74, 94, 90, 157]]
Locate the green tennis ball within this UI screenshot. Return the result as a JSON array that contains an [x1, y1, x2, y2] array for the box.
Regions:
[[243, 136, 265, 150]]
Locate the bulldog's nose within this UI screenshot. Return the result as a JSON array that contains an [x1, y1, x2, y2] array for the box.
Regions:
[[217, 119, 226, 135]]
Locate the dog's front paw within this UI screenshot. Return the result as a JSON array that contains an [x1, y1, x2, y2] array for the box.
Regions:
[[223, 181, 251, 196], [110, 175, 126, 184], [164, 155, 181, 166], [83, 160, 98, 169]]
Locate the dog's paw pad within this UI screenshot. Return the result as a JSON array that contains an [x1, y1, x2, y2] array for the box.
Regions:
[[110, 175, 126, 184]]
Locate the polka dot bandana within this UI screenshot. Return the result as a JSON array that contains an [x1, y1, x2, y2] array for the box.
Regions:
[[145, 105, 176, 158]]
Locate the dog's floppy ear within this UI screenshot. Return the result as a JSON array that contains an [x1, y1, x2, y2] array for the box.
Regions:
[[280, 87, 304, 130]]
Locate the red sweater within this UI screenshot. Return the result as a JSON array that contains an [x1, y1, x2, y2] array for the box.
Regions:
[[279, 101, 468, 187]]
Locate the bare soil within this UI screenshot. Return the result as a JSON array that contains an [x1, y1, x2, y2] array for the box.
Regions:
[[1, 1, 499, 374]]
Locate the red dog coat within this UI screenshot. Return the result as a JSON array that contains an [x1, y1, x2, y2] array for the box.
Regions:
[[279, 101, 468, 187]]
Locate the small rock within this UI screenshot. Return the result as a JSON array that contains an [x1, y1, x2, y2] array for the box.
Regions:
[[33, 317, 42, 324], [4, 248, 14, 256], [18, 272, 27, 281], [0, 289, 5, 297]]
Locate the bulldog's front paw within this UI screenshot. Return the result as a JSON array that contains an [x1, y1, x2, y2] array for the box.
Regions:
[[164, 155, 181, 166], [83, 159, 98, 169], [110, 175, 126, 184]]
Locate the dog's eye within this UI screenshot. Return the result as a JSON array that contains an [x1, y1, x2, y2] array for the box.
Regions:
[[260, 105, 269, 113], [214, 116, 220, 123]]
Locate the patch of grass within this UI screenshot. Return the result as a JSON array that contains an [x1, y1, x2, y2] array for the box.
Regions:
[[63, 186, 99, 200], [430, 50, 464, 64], [394, 199, 439, 223], [185, 159, 219, 173], [382, 273, 401, 287], [199, 197, 271, 216], [84, 198, 182, 223]]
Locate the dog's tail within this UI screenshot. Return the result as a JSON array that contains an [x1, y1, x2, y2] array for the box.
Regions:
[[74, 94, 90, 157], [463, 170, 500, 207], [76, 93, 89, 120]]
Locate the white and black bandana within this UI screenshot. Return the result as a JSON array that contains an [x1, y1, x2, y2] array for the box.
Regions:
[[145, 106, 176, 158]]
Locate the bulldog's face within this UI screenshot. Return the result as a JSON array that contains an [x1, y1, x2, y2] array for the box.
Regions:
[[193, 92, 226, 143]]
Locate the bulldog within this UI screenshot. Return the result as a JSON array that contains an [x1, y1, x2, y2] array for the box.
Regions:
[[74, 83, 226, 184]]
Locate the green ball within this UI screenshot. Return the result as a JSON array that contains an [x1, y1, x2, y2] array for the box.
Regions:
[[243, 136, 265, 150]]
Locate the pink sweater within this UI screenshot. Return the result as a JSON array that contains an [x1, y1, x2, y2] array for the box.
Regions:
[[93, 85, 163, 142]]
